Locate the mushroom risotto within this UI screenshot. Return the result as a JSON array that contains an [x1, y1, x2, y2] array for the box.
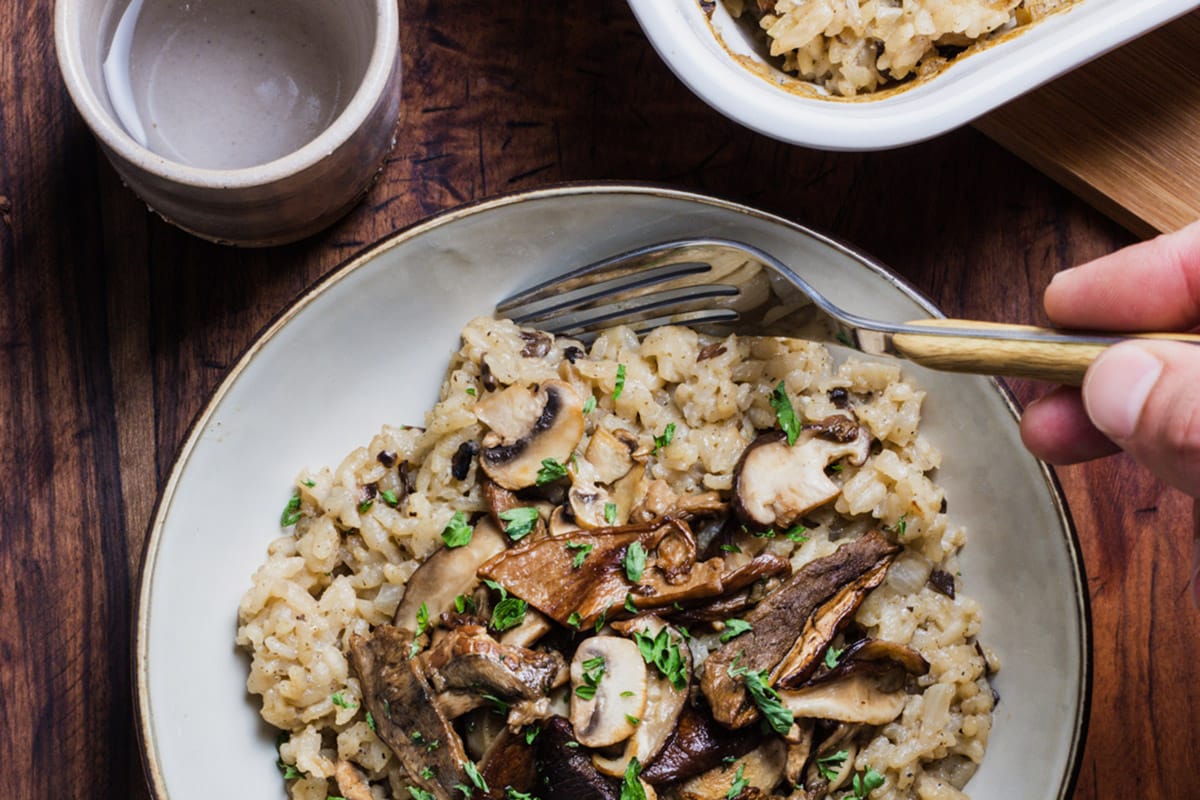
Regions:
[[237, 317, 998, 800], [723, 0, 1075, 97]]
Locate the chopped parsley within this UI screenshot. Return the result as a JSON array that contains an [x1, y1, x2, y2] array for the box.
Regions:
[[894, 514, 908, 537], [576, 654, 606, 700], [358, 497, 374, 513], [626, 714, 640, 726], [852, 767, 885, 798], [536, 458, 568, 485], [824, 645, 844, 670], [408, 788, 436, 800], [632, 627, 688, 691], [302, 478, 316, 488], [330, 692, 356, 710], [719, 619, 752, 643], [726, 764, 748, 800], [481, 694, 510, 714], [275, 732, 303, 779], [728, 655, 793, 734], [566, 540, 594, 568], [720, 543, 742, 554], [453, 594, 476, 614], [420, 767, 436, 781], [620, 757, 645, 800], [567, 611, 582, 629], [604, 502, 618, 525], [524, 725, 540, 745], [770, 381, 801, 445], [624, 592, 638, 613], [575, 684, 598, 700], [410, 601, 431, 658], [624, 541, 646, 583], [380, 488, 400, 507], [366, 711, 376, 731], [613, 364, 627, 400], [786, 524, 809, 543], [441, 511, 474, 548], [620, 690, 635, 697], [463, 760, 489, 793], [507, 789, 541, 800], [653, 423, 675, 454], [465, 387, 477, 396], [583, 396, 597, 414], [816, 750, 849, 781], [594, 603, 612, 633], [499, 506, 539, 540], [752, 528, 776, 538], [280, 493, 302, 527], [489, 585, 528, 633]]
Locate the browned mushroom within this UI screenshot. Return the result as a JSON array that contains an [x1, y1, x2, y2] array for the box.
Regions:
[[347, 625, 471, 800], [538, 716, 622, 800], [478, 727, 538, 798], [420, 623, 568, 704], [700, 531, 899, 729], [638, 704, 762, 785], [477, 380, 586, 490], [675, 738, 788, 800]]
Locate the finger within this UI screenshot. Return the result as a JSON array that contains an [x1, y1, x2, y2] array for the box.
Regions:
[[1044, 219, 1200, 331], [1020, 386, 1121, 464], [1082, 340, 1200, 497]]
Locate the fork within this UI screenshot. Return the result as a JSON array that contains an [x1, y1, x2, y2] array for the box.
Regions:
[[495, 238, 1200, 385]]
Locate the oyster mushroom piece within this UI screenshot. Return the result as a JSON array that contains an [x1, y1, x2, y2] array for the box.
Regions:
[[539, 716, 622, 800], [393, 518, 508, 635], [676, 738, 788, 800], [638, 705, 762, 785], [569, 636, 648, 748], [585, 427, 638, 484], [477, 380, 586, 490], [347, 625, 471, 800], [777, 673, 907, 726], [593, 615, 692, 778], [733, 416, 870, 528], [420, 624, 569, 703], [478, 727, 538, 797]]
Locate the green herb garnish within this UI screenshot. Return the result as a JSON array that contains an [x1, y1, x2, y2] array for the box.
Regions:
[[769, 381, 800, 446], [408, 787, 436, 800], [583, 396, 597, 414], [575, 684, 598, 700], [728, 657, 793, 735], [852, 767, 885, 798], [463, 760, 489, 794], [280, 493, 302, 527], [567, 611, 582, 629], [566, 541, 594, 568], [624, 592, 638, 613], [632, 627, 688, 691], [613, 364, 627, 400], [499, 506, 539, 540], [626, 714, 640, 726], [653, 423, 676, 454], [719, 619, 752, 643], [536, 458, 568, 485], [358, 497, 374, 513], [524, 725, 540, 744], [824, 645, 844, 670], [624, 541, 646, 582], [786, 524, 809, 543], [604, 502, 618, 525], [330, 692, 356, 710], [490, 595, 528, 632], [441, 511, 474, 548], [366, 711, 376, 731], [726, 764, 748, 800], [380, 489, 400, 506], [620, 757, 645, 800], [720, 543, 742, 553], [816, 750, 848, 781]]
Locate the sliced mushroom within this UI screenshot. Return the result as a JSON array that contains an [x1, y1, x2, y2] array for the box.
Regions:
[[801, 638, 929, 687], [783, 721, 814, 787], [347, 625, 471, 800], [586, 427, 638, 484], [732, 417, 870, 528], [639, 704, 761, 785], [478, 380, 585, 490], [569, 636, 648, 748], [478, 726, 538, 797], [778, 673, 907, 726], [700, 531, 899, 729], [538, 716, 622, 800], [394, 517, 507, 635], [676, 738, 788, 800], [498, 608, 554, 649], [631, 479, 726, 525], [800, 724, 861, 797], [421, 624, 568, 703], [593, 615, 692, 778]]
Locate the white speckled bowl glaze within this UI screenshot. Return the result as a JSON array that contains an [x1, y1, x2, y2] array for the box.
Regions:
[[136, 185, 1090, 799], [55, 0, 401, 245], [628, 0, 1199, 151]]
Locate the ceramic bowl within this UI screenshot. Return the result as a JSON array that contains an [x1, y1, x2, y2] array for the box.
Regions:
[[135, 184, 1089, 798], [628, 0, 1199, 150], [55, 0, 401, 245]]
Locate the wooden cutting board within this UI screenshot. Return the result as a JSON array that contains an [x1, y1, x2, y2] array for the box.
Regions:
[[976, 10, 1200, 238]]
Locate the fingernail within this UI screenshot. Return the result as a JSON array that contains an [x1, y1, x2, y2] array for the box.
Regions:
[[1083, 344, 1163, 440], [1048, 267, 1077, 287]]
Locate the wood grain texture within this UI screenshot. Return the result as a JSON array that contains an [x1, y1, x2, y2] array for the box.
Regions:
[[0, 2, 1196, 799], [978, 10, 1200, 237]]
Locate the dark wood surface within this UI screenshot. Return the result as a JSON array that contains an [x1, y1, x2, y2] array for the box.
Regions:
[[2, 2, 1197, 799]]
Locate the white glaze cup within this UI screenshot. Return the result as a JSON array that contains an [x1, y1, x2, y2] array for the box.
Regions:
[[56, 0, 401, 246]]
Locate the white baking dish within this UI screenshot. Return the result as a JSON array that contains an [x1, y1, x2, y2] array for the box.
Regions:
[[628, 0, 1199, 151]]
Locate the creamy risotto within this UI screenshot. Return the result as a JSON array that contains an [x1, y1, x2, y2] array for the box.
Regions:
[[723, 0, 1075, 96], [237, 317, 997, 800]]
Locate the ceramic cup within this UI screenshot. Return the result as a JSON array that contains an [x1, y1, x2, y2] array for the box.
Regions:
[[55, 0, 401, 246]]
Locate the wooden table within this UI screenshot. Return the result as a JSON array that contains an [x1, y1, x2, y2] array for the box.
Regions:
[[1, 3, 1196, 798]]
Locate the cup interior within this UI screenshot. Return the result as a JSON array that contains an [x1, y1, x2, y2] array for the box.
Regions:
[[75, 0, 378, 171]]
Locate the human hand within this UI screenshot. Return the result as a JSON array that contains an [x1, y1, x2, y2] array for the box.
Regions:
[[1019, 219, 1200, 606]]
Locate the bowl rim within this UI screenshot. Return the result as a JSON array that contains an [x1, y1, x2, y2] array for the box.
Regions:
[[53, 0, 400, 188], [133, 181, 1092, 799], [627, 0, 1200, 150]]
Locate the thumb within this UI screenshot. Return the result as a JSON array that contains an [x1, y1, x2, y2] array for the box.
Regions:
[[1082, 340, 1200, 497]]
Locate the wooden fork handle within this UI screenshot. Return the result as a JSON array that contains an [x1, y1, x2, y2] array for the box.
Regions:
[[892, 319, 1200, 385]]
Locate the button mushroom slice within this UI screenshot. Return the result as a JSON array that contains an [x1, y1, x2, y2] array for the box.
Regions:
[[334, 760, 374, 800], [770, 558, 894, 689], [421, 624, 568, 702], [675, 738, 788, 800], [569, 636, 648, 748], [347, 625, 471, 800], [638, 704, 762, 785], [538, 716, 622, 800], [394, 518, 508, 635], [585, 427, 638, 485], [700, 531, 899, 729], [732, 419, 870, 529], [478, 380, 586, 490], [592, 615, 692, 778]]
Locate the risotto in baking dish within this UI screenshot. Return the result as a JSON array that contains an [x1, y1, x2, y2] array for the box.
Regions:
[[722, 0, 1076, 97], [237, 316, 998, 800]]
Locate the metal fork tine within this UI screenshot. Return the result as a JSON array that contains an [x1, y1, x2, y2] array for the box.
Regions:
[[524, 283, 741, 333], [567, 308, 740, 343], [499, 259, 712, 322]]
